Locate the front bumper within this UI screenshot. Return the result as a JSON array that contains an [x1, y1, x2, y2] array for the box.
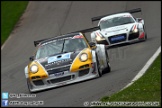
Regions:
[[96, 31, 145, 47], [27, 63, 99, 92]]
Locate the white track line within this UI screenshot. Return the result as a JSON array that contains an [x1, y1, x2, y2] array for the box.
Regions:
[[121, 46, 161, 90], [1, 35, 12, 50]]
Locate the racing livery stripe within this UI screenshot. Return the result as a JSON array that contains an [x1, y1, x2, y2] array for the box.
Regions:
[[73, 35, 83, 39], [69, 48, 87, 72], [139, 32, 145, 39], [95, 32, 101, 37], [133, 24, 137, 31], [36, 60, 49, 75]]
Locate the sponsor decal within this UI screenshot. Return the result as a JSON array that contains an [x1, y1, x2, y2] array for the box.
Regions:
[[111, 36, 125, 41], [54, 72, 64, 77], [50, 72, 64, 77], [37, 57, 47, 62], [45, 59, 72, 67], [41, 35, 83, 46], [41, 37, 72, 46], [48, 53, 71, 63], [123, 15, 131, 17], [73, 35, 83, 39], [41, 40, 57, 46]]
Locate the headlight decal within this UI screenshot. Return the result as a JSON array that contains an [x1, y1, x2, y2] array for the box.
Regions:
[[70, 48, 92, 72], [28, 61, 48, 80]]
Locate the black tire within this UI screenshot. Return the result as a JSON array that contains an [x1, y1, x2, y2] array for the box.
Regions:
[[105, 49, 111, 73], [96, 54, 102, 77]]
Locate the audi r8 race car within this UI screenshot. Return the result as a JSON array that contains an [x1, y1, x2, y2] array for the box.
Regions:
[[24, 31, 111, 93], [90, 8, 147, 47]]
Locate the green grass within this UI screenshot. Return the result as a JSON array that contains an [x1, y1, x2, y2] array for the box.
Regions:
[[101, 53, 161, 107], [1, 1, 28, 45]]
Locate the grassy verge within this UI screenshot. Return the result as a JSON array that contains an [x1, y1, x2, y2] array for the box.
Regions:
[[100, 53, 161, 107], [1, 1, 28, 45]]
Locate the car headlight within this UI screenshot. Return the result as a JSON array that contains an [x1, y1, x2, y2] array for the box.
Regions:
[[95, 32, 105, 41], [131, 25, 138, 33], [79, 53, 88, 62], [96, 35, 104, 41], [30, 64, 39, 73], [133, 28, 138, 33]]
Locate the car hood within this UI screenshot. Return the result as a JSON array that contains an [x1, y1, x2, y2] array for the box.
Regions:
[[100, 23, 135, 36], [36, 51, 81, 70]]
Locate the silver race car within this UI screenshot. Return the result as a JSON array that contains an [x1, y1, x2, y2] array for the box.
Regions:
[[24, 31, 111, 93], [90, 8, 147, 47]]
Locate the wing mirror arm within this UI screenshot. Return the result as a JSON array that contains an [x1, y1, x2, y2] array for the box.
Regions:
[[136, 18, 144, 25], [29, 56, 34, 61], [89, 42, 96, 48]]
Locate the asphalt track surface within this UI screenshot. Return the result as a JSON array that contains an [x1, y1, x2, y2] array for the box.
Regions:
[[1, 1, 161, 107]]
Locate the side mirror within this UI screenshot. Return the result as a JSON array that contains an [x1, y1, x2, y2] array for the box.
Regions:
[[29, 56, 34, 61], [136, 18, 142, 22], [136, 18, 144, 23], [89, 42, 96, 48]]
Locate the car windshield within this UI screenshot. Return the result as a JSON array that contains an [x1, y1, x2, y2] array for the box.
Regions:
[[35, 37, 88, 59], [99, 15, 135, 29]]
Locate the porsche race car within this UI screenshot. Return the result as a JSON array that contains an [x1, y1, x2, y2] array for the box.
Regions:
[[90, 8, 147, 47], [24, 31, 111, 93]]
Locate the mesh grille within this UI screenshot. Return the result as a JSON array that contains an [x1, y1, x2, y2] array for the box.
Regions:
[[47, 66, 70, 75]]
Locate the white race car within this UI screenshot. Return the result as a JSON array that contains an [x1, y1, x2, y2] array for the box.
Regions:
[[90, 8, 147, 47]]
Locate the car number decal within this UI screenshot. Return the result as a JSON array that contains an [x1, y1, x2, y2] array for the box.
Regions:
[[50, 72, 64, 77]]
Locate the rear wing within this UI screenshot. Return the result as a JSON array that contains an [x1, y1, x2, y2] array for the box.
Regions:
[[34, 39, 47, 47], [70, 26, 100, 34], [91, 8, 142, 22], [34, 26, 100, 47]]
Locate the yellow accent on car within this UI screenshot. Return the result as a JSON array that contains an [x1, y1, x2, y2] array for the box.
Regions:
[[70, 48, 93, 72], [28, 61, 48, 80], [79, 33, 96, 50], [79, 33, 91, 49]]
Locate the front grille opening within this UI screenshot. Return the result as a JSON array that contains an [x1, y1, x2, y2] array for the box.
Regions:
[[78, 68, 90, 77], [79, 64, 89, 69], [33, 80, 44, 86], [49, 76, 71, 84], [72, 75, 75, 79], [31, 76, 41, 80], [128, 32, 139, 40], [47, 66, 70, 75]]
